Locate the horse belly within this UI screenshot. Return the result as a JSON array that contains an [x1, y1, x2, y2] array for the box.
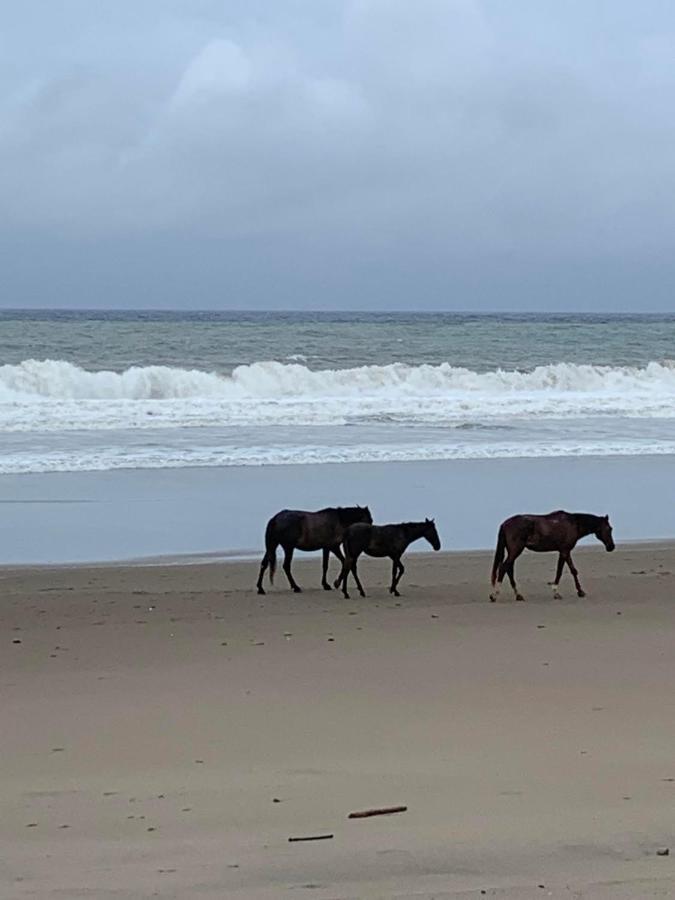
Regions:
[[526, 540, 558, 553], [296, 523, 338, 551], [364, 545, 389, 558]]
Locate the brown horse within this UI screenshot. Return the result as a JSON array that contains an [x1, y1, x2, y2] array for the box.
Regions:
[[256, 505, 373, 595], [490, 510, 615, 602], [336, 519, 441, 599]]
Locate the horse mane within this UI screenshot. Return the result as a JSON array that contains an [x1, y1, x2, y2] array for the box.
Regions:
[[572, 512, 603, 531], [335, 505, 369, 523]]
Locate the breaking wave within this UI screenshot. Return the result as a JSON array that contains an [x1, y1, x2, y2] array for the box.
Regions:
[[1, 358, 675, 433]]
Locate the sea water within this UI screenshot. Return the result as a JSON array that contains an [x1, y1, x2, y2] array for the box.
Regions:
[[2, 310, 675, 475]]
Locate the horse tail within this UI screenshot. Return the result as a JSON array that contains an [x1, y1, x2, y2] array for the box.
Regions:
[[265, 520, 277, 585], [491, 525, 506, 586]]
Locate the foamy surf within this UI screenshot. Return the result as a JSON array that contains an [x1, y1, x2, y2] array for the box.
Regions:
[[1, 358, 675, 434], [3, 438, 675, 475]]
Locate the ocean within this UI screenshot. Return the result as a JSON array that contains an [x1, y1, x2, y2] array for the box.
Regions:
[[2, 310, 675, 476]]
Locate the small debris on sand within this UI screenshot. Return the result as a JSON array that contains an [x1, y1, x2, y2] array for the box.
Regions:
[[348, 805, 407, 819], [288, 834, 334, 842]]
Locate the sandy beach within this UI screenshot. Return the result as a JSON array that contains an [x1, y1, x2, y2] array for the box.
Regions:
[[2, 544, 674, 899]]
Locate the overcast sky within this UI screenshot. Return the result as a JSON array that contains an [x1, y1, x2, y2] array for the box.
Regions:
[[2, 0, 675, 311]]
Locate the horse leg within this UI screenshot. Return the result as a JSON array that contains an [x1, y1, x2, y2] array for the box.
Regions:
[[396, 560, 405, 594], [339, 554, 352, 599], [390, 558, 404, 596], [256, 552, 269, 595], [389, 559, 398, 594], [497, 550, 524, 601], [321, 548, 332, 590], [507, 559, 525, 601], [282, 546, 302, 593], [565, 552, 585, 597], [329, 545, 345, 589], [548, 553, 565, 600], [351, 555, 366, 598], [491, 543, 520, 601]]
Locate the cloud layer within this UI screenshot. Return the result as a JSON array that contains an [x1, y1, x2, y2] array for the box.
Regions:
[[2, 1, 675, 308]]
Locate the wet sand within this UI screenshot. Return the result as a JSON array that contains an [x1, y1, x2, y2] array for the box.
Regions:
[[4, 454, 675, 564], [1, 545, 674, 898]]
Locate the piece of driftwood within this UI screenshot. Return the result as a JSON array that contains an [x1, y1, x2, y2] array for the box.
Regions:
[[288, 834, 334, 842], [348, 805, 408, 819]]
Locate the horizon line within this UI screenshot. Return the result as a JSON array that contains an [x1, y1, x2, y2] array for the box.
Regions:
[[1, 307, 672, 316]]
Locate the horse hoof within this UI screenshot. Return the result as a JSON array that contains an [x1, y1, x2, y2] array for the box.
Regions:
[[359, 591, 366, 598], [322, 583, 332, 591], [553, 591, 562, 600], [516, 594, 525, 602], [343, 593, 350, 600], [333, 579, 341, 589], [577, 589, 586, 598], [489, 594, 497, 602], [393, 590, 400, 597], [257, 588, 266, 596], [293, 587, 302, 594]]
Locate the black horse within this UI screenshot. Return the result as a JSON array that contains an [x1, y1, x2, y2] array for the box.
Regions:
[[336, 519, 441, 599], [257, 505, 373, 595], [490, 510, 615, 602]]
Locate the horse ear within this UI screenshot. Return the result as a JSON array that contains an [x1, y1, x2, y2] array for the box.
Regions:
[[604, 514, 609, 521]]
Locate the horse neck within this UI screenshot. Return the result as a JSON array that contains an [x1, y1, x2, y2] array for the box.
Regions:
[[573, 513, 601, 537], [402, 522, 428, 546], [337, 509, 361, 527]]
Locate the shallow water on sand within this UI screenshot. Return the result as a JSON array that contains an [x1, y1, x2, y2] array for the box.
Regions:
[[2, 455, 674, 564]]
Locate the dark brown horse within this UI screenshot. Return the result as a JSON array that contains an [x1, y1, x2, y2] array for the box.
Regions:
[[490, 510, 615, 602], [257, 505, 373, 595], [336, 519, 441, 599]]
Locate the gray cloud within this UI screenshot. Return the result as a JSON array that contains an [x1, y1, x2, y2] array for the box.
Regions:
[[2, 1, 675, 309]]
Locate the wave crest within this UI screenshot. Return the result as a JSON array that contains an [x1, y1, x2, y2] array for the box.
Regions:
[[2, 357, 675, 401]]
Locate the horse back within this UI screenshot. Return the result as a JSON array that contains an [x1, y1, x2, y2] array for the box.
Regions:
[[273, 508, 348, 550], [502, 511, 577, 551], [344, 522, 405, 557], [267, 509, 305, 544]]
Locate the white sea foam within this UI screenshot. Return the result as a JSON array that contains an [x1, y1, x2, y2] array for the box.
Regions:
[[2, 438, 675, 475], [1, 358, 675, 434]]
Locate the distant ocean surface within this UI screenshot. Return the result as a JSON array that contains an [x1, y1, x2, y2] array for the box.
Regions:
[[2, 310, 675, 475]]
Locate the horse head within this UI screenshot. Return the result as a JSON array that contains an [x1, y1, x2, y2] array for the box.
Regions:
[[595, 514, 615, 552], [424, 517, 441, 551]]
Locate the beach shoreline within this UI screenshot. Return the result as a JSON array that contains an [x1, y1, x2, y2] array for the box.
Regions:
[[3, 453, 675, 565], [0, 537, 674, 572], [3, 545, 674, 898]]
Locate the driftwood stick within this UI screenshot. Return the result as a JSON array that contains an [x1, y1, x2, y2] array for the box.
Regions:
[[288, 834, 334, 842], [348, 805, 408, 819]]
